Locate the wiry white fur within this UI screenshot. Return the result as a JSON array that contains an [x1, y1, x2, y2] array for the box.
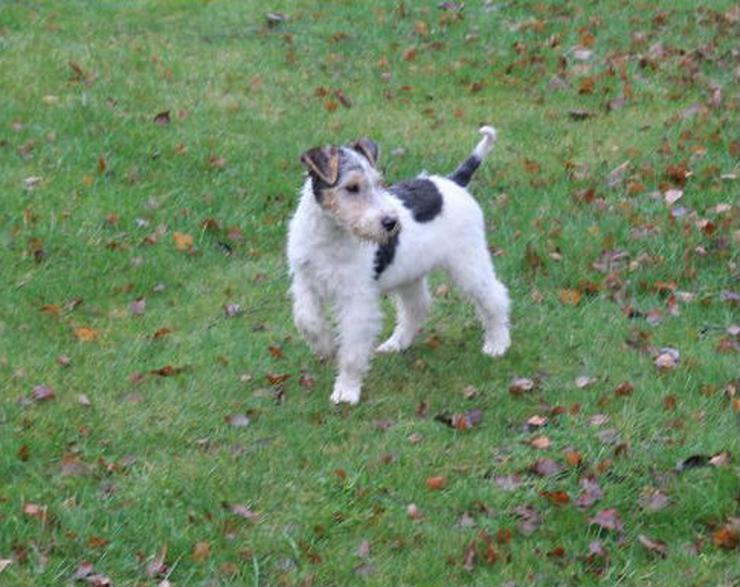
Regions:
[[474, 126, 497, 160], [287, 127, 510, 405]]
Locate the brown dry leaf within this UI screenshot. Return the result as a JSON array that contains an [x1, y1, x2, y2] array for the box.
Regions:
[[639, 488, 669, 512], [530, 435, 551, 449], [713, 526, 739, 550], [31, 384, 55, 401], [558, 289, 582, 306], [426, 475, 447, 490], [153, 111, 171, 126], [494, 474, 522, 491], [509, 377, 536, 395], [654, 347, 679, 370], [541, 490, 570, 506], [613, 381, 634, 397], [564, 450, 583, 467], [173, 231, 193, 252], [575, 376, 596, 388], [531, 457, 563, 477], [526, 415, 547, 430], [266, 372, 291, 385], [576, 477, 604, 509], [588, 508, 624, 532], [229, 504, 259, 521], [192, 541, 211, 562], [74, 327, 99, 342], [638, 534, 667, 557], [22, 503, 49, 523]]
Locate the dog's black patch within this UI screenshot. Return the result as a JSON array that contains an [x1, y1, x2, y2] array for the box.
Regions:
[[389, 178, 443, 223], [374, 231, 399, 279], [448, 155, 481, 187]]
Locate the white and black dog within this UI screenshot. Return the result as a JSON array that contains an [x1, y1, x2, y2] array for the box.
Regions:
[[287, 127, 510, 405]]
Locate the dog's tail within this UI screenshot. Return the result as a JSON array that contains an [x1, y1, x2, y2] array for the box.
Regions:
[[448, 126, 497, 187]]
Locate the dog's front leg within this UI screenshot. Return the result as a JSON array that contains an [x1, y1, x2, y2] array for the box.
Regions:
[[330, 292, 383, 405], [290, 272, 336, 360]]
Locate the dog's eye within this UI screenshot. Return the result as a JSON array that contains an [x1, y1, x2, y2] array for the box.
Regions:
[[345, 184, 360, 194]]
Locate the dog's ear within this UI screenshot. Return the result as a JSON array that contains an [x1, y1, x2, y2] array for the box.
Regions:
[[350, 138, 379, 168], [300, 146, 340, 186]]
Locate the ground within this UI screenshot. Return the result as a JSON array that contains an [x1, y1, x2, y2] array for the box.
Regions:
[[1, 1, 739, 586]]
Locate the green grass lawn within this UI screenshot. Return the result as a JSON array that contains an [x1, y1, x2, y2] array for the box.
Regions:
[[1, 1, 739, 585]]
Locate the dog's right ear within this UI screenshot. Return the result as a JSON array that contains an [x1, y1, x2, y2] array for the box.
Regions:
[[300, 146, 340, 186], [349, 138, 379, 168]]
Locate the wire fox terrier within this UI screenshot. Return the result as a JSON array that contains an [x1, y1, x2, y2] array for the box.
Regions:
[[287, 127, 510, 405]]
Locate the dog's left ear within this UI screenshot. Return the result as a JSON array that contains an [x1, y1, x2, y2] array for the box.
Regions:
[[350, 138, 379, 168]]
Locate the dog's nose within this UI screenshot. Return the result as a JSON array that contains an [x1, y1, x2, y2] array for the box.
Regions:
[[381, 216, 398, 233]]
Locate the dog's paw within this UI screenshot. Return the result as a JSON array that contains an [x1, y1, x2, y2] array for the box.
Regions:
[[376, 337, 406, 353], [483, 329, 510, 357], [330, 384, 361, 405]]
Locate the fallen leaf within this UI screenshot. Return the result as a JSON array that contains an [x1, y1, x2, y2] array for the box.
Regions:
[[514, 504, 541, 536], [530, 435, 551, 449], [434, 409, 482, 431], [664, 189, 683, 204], [130, 298, 146, 315], [606, 161, 630, 187], [173, 232, 193, 252], [74, 327, 98, 342], [147, 545, 169, 578], [31, 384, 55, 401], [576, 477, 604, 509], [613, 381, 634, 397], [509, 377, 536, 395], [229, 504, 259, 521], [0, 560, 11, 574], [558, 288, 582, 306], [639, 489, 669, 512], [531, 457, 563, 477], [153, 111, 171, 126], [406, 503, 423, 520], [589, 508, 624, 532], [654, 347, 679, 370], [22, 503, 49, 523], [568, 109, 592, 120], [638, 534, 667, 557], [541, 490, 570, 506], [576, 376, 596, 388], [74, 561, 94, 580], [225, 413, 250, 428], [356, 539, 371, 559], [526, 415, 548, 430], [426, 475, 447, 490], [713, 526, 739, 550], [589, 414, 609, 426], [192, 541, 210, 562], [494, 474, 522, 491]]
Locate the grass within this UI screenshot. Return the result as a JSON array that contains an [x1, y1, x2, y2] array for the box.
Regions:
[[1, 1, 739, 585]]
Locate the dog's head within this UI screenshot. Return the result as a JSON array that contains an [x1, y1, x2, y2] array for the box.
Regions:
[[300, 139, 400, 244]]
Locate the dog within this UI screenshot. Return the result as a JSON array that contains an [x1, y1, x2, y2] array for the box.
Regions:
[[287, 127, 510, 405]]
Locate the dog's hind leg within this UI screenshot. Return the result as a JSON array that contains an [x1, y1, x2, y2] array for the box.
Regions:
[[445, 254, 510, 357], [377, 277, 431, 353]]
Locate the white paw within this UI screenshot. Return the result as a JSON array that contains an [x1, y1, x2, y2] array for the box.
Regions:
[[483, 329, 510, 357], [330, 384, 361, 405], [376, 337, 406, 353]]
